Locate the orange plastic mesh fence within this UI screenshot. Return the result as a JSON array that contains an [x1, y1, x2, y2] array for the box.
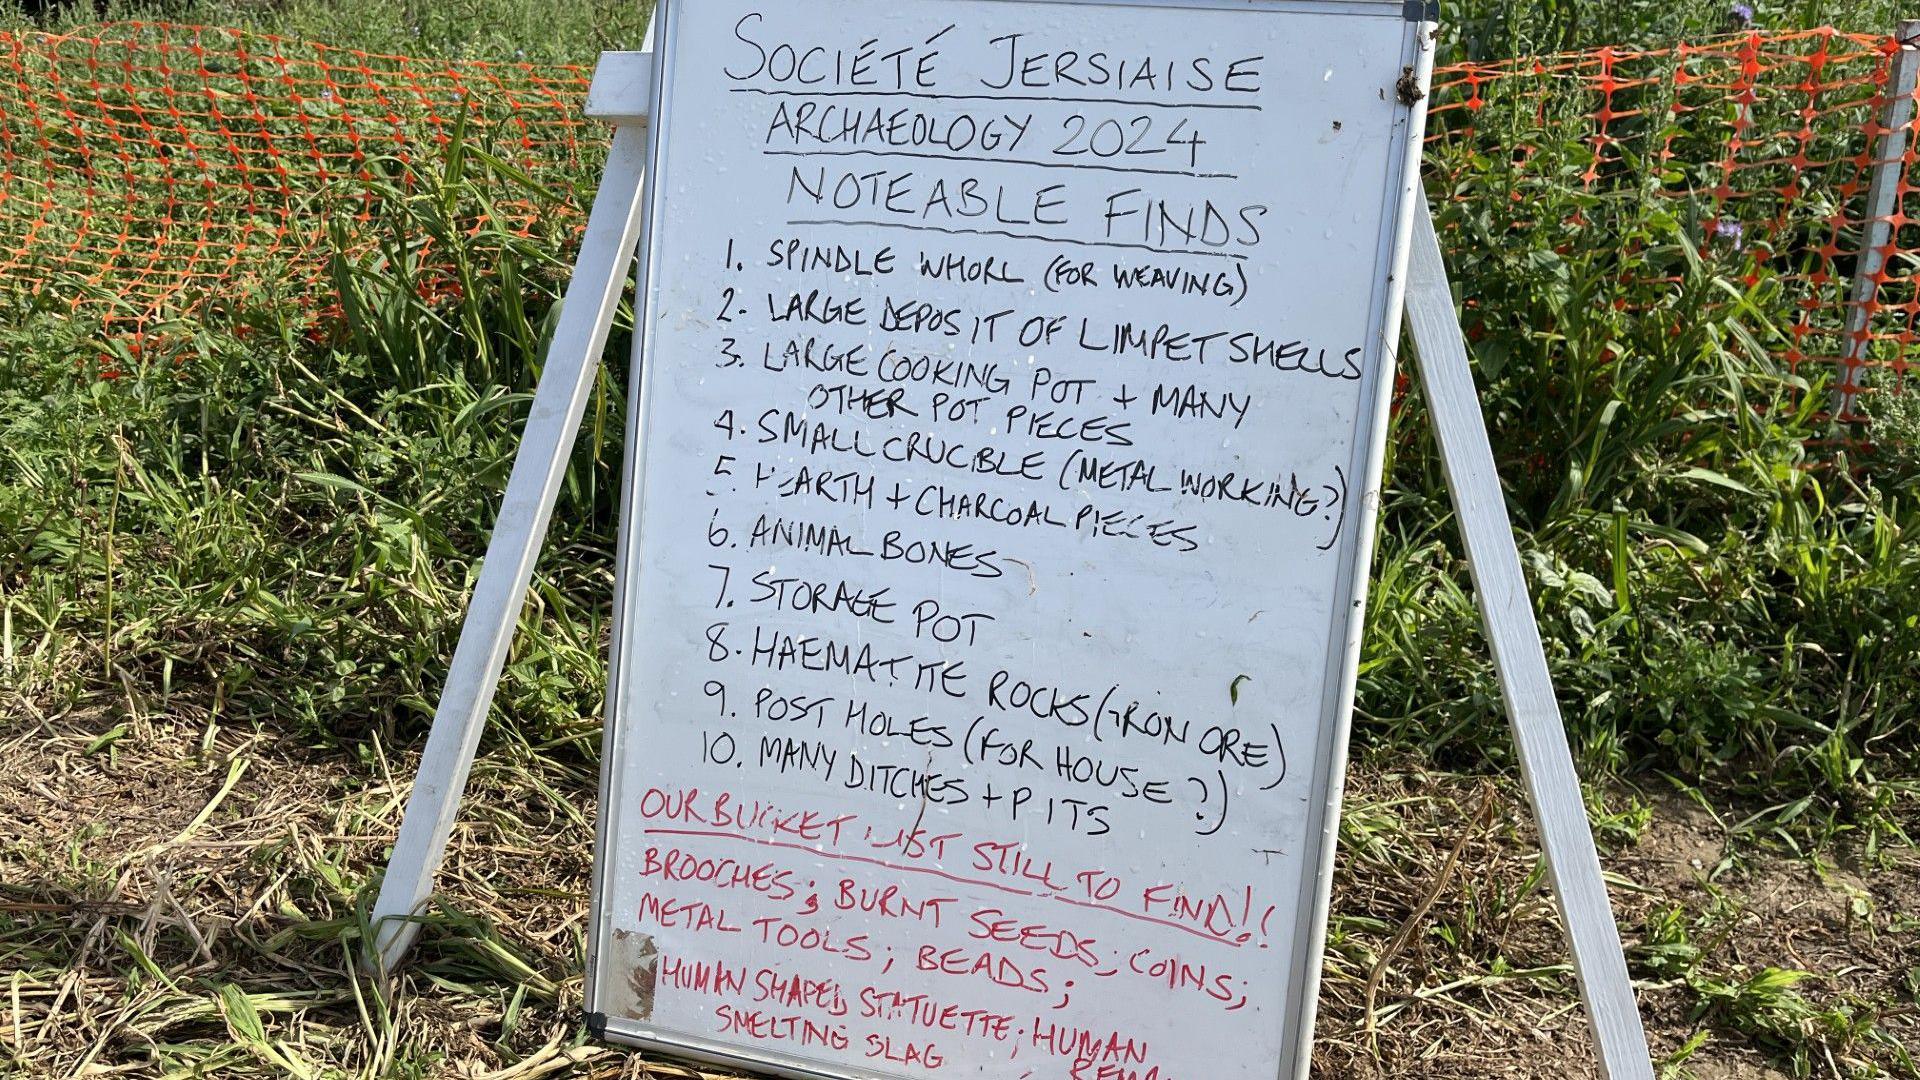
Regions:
[[1427, 27, 1917, 417], [2, 23, 1916, 414], [0, 23, 596, 321]]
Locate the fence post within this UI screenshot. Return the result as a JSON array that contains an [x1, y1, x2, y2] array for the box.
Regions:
[[1833, 20, 1920, 420]]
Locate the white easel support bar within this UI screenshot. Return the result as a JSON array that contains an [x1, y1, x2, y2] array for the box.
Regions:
[[586, 52, 657, 124], [368, 51, 654, 973], [1833, 20, 1920, 421], [1404, 189, 1654, 1080]]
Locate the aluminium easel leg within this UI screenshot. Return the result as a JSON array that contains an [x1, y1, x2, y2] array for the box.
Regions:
[[1403, 189, 1655, 1080], [368, 122, 651, 974]]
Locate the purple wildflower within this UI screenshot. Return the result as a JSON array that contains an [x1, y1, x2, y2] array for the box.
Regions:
[[1730, 2, 1755, 27], [1715, 219, 1746, 250]]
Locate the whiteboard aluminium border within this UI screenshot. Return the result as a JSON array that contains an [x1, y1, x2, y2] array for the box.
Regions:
[[580, 33, 663, 1041], [1281, 14, 1435, 1080], [582, 17, 657, 1024], [584, 2, 1439, 1078]]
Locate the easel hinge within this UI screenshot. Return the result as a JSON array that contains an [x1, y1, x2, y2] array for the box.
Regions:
[[1403, 0, 1439, 21]]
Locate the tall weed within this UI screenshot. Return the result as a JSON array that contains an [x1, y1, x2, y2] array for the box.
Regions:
[[1366, 144, 1920, 850]]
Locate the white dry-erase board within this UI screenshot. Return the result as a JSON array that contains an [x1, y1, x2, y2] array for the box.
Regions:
[[588, 1, 1433, 1078]]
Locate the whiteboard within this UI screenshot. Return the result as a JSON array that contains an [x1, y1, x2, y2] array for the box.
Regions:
[[588, 2, 1432, 1078]]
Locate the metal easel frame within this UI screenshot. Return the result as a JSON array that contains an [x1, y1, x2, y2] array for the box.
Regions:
[[368, 36, 1655, 1080], [367, 49, 656, 972]]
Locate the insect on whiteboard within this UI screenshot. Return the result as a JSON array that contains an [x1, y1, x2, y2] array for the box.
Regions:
[[587, 1, 1434, 1077]]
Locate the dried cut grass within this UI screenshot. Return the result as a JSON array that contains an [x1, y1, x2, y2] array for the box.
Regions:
[[2, 700, 1914, 1079]]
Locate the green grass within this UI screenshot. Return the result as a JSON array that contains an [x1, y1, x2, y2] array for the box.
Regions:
[[1445, 0, 1913, 59], [0, 1, 1917, 1078], [1377, 184, 1920, 853], [9, 0, 1911, 60], [0, 0, 653, 64]]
